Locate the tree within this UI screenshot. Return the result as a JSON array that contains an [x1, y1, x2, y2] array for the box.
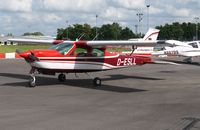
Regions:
[[57, 24, 93, 40], [98, 23, 122, 40], [56, 22, 137, 40], [156, 22, 199, 41], [56, 28, 65, 40], [23, 32, 44, 36], [6, 33, 13, 36], [119, 27, 136, 40]]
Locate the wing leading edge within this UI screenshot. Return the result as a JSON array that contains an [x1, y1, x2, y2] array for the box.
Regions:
[[86, 40, 158, 47]]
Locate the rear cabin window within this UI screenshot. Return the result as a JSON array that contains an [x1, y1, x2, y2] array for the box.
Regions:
[[71, 47, 104, 57], [92, 48, 104, 57], [76, 48, 87, 57]]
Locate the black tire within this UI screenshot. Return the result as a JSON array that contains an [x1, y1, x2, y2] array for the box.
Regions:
[[93, 77, 101, 87], [29, 76, 36, 87], [58, 74, 66, 82]]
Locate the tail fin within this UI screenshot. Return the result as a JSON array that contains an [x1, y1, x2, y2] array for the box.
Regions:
[[142, 28, 160, 41], [132, 28, 160, 56], [133, 47, 154, 57]]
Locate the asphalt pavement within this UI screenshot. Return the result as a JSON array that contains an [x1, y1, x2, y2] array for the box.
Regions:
[[0, 58, 200, 130]]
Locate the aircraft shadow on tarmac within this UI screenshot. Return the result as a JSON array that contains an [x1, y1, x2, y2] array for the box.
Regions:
[[106, 74, 164, 81], [0, 73, 163, 93], [159, 70, 177, 73]]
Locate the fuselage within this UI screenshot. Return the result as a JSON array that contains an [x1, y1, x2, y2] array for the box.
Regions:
[[154, 41, 200, 57]]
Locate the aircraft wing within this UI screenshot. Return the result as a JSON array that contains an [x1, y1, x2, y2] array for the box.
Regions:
[[9, 38, 160, 47], [85, 40, 159, 47], [8, 38, 65, 44]]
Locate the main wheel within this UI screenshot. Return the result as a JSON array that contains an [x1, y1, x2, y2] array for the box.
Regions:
[[93, 77, 101, 87], [29, 76, 36, 87], [58, 73, 66, 82]]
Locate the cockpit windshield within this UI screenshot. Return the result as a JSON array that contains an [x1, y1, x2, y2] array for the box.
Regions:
[[50, 43, 73, 55], [188, 42, 198, 48]]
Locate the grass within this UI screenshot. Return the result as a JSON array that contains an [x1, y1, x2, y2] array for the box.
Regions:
[[0, 44, 50, 53], [107, 47, 131, 52], [0, 44, 131, 53]]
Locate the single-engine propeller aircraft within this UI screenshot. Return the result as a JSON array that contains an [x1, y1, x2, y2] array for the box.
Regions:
[[153, 40, 200, 63], [10, 28, 162, 87]]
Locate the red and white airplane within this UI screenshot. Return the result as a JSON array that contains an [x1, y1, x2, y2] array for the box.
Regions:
[[10, 29, 161, 87]]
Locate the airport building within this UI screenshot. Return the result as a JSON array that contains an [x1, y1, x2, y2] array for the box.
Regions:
[[0, 36, 16, 45]]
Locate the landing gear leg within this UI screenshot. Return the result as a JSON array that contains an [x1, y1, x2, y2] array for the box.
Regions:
[[86, 73, 102, 87], [58, 73, 66, 82], [29, 67, 37, 87]]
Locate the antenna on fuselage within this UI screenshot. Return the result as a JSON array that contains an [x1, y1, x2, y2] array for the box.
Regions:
[[76, 33, 85, 41]]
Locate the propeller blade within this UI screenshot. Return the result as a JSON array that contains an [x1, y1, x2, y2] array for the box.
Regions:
[[28, 54, 39, 61], [15, 50, 39, 62]]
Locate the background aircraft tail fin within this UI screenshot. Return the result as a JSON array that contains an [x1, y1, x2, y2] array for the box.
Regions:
[[143, 28, 160, 41]]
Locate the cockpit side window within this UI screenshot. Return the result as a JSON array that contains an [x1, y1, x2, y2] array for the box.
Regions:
[[189, 42, 198, 48], [92, 48, 104, 57], [50, 43, 73, 55]]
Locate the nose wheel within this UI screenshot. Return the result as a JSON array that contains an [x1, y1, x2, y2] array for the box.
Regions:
[[58, 73, 66, 82], [28, 67, 37, 87], [29, 75, 36, 87]]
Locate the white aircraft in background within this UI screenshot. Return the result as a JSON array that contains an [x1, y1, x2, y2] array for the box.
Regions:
[[153, 40, 200, 63]]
